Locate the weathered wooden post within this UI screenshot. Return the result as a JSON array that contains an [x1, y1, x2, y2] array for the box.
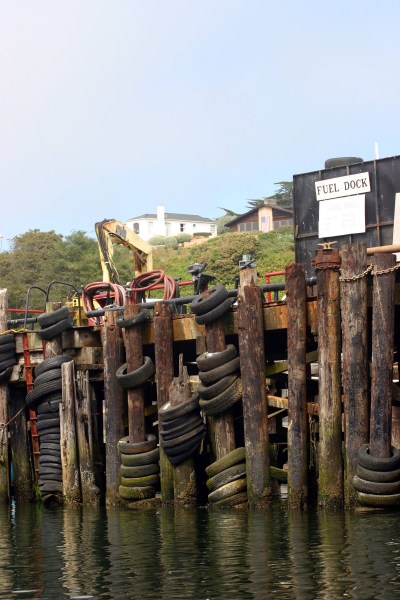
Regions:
[[9, 387, 33, 502], [43, 301, 63, 358], [237, 270, 270, 505], [313, 244, 343, 508], [101, 308, 125, 505], [60, 360, 81, 503], [75, 370, 100, 505], [340, 243, 369, 507], [154, 301, 175, 502], [169, 358, 197, 505], [285, 263, 308, 509], [123, 304, 146, 443], [0, 289, 10, 502], [370, 253, 396, 458]]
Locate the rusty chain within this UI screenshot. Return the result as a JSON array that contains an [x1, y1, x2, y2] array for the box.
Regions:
[[340, 262, 400, 282]]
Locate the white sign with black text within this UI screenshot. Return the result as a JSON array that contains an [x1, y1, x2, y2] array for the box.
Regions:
[[315, 172, 370, 201], [318, 194, 366, 239]]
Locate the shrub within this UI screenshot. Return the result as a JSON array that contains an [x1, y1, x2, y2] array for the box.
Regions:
[[175, 233, 193, 243], [193, 232, 212, 238], [148, 235, 166, 246]]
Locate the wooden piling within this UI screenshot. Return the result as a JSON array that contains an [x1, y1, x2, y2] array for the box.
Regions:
[[204, 318, 235, 461], [60, 360, 81, 503], [75, 370, 100, 505], [154, 301, 175, 503], [123, 304, 145, 443], [169, 358, 197, 506], [370, 252, 396, 458], [340, 243, 369, 507], [9, 386, 33, 502], [43, 301, 63, 359], [313, 247, 343, 508], [101, 308, 125, 505], [285, 263, 308, 509], [0, 289, 10, 503], [237, 280, 270, 505]]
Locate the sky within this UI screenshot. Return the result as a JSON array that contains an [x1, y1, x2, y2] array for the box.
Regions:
[[1, 0, 400, 249]]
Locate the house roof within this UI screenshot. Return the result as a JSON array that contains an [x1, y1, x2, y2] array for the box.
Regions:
[[225, 204, 293, 227], [128, 213, 215, 223]]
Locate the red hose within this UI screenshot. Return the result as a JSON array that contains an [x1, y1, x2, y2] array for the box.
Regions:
[[129, 270, 176, 304]]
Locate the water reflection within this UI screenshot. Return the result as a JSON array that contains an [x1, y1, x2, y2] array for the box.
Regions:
[[1, 501, 400, 599]]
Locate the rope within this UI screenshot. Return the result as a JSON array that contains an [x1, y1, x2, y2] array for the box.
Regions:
[[129, 270, 177, 304]]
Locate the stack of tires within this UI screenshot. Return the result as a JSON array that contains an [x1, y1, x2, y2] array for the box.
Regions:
[[0, 333, 17, 382], [26, 355, 72, 496], [205, 447, 247, 507], [353, 444, 400, 507], [37, 306, 72, 340], [118, 435, 160, 501], [190, 285, 233, 325], [196, 345, 242, 417], [116, 356, 155, 390], [159, 394, 206, 465]]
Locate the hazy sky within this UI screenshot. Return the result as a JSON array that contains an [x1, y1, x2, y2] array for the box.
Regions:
[[1, 1, 400, 248]]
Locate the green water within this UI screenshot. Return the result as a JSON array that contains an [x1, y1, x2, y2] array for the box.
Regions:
[[1, 501, 400, 599]]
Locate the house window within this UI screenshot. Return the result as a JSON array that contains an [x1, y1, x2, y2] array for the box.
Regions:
[[180, 223, 184, 232], [133, 222, 140, 234]]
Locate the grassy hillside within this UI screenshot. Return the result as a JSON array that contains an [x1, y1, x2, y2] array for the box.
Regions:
[[152, 228, 295, 291]]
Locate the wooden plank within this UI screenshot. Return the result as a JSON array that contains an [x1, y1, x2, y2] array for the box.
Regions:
[[266, 350, 318, 376], [0, 289, 10, 502], [60, 361, 81, 504], [9, 386, 33, 502], [123, 304, 145, 443]]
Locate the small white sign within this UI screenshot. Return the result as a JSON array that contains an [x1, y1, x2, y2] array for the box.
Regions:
[[319, 195, 365, 238], [315, 172, 370, 201]]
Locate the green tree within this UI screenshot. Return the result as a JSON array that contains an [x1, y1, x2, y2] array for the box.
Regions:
[[272, 181, 293, 209]]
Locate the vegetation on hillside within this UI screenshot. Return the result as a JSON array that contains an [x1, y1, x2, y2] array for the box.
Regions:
[[0, 228, 295, 309]]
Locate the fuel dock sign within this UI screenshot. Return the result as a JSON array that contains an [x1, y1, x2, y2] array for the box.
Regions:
[[316, 172, 370, 238]]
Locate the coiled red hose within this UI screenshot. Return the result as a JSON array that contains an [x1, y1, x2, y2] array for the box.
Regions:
[[82, 282, 127, 325], [129, 270, 176, 304]]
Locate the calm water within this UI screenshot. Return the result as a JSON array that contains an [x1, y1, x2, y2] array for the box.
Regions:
[[1, 501, 400, 599]]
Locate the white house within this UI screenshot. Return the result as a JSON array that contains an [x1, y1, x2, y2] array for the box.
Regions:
[[126, 205, 217, 241]]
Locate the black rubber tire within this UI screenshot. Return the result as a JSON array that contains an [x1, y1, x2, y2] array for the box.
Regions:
[[167, 437, 204, 465], [324, 157, 363, 169], [358, 444, 400, 472], [159, 394, 200, 421], [118, 485, 155, 500], [353, 475, 400, 495], [163, 426, 206, 457], [120, 474, 159, 488], [38, 318, 71, 340], [118, 433, 157, 455], [0, 366, 13, 383], [206, 463, 247, 493], [199, 378, 242, 417], [39, 433, 61, 442], [37, 306, 70, 328], [161, 421, 206, 449], [34, 355, 72, 377], [120, 463, 159, 478], [195, 298, 233, 325], [160, 414, 203, 441], [38, 472, 63, 482], [0, 343, 16, 355], [0, 357, 16, 372], [356, 491, 400, 507], [0, 334, 15, 346], [214, 491, 248, 507], [39, 443, 61, 452], [356, 464, 400, 483], [116, 309, 150, 329], [208, 478, 247, 503], [0, 351, 16, 363], [198, 374, 238, 401], [36, 395, 62, 415], [160, 411, 198, 433], [36, 411, 60, 423], [26, 379, 62, 407], [190, 285, 229, 316], [199, 357, 240, 386], [34, 368, 62, 387], [120, 447, 160, 467], [39, 481, 63, 493], [38, 427, 61, 437], [116, 356, 155, 389], [196, 345, 237, 372], [39, 454, 61, 465], [205, 447, 246, 478]]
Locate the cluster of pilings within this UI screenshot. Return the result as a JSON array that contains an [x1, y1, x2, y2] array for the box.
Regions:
[[0, 241, 399, 509]]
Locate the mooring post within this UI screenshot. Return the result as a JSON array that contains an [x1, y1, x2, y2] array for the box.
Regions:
[[340, 243, 369, 507], [370, 252, 396, 458], [0, 289, 10, 503], [75, 370, 100, 505], [204, 315, 235, 461], [237, 273, 270, 506], [60, 360, 81, 504], [285, 263, 308, 509], [101, 308, 125, 505], [154, 301, 175, 503], [313, 245, 343, 508], [123, 304, 145, 443], [9, 386, 33, 502], [169, 357, 197, 506]]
